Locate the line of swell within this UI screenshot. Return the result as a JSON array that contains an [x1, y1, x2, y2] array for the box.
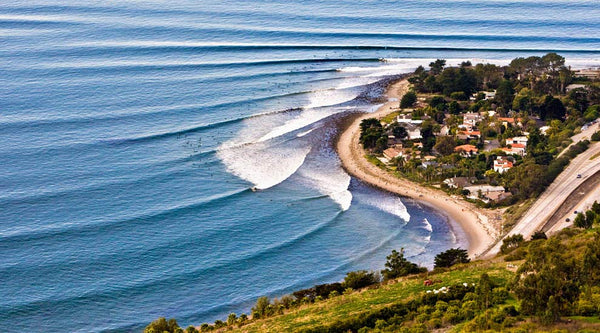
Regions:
[[0, 150, 219, 207], [107, 107, 303, 146], [43, 43, 600, 55], [24, 58, 382, 72], [0, 210, 344, 316], [0, 186, 250, 244], [1, 192, 335, 274], [0, 69, 336, 129]]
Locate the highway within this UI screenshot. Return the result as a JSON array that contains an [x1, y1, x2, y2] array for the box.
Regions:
[[486, 122, 600, 256]]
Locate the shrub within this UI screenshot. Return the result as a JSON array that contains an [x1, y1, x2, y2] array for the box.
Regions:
[[251, 296, 271, 319], [144, 317, 181, 333], [450, 91, 468, 100], [400, 91, 417, 108], [500, 234, 524, 254], [343, 270, 380, 290]]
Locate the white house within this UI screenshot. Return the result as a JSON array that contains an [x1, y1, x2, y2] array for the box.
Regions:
[[501, 143, 526, 156], [463, 112, 482, 127], [397, 114, 423, 125], [493, 156, 513, 174], [506, 136, 528, 147]]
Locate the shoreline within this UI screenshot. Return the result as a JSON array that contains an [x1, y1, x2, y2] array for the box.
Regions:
[[336, 77, 499, 258]]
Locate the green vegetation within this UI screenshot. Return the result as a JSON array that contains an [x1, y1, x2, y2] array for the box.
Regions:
[[359, 118, 386, 152], [433, 248, 470, 268], [400, 90, 417, 108], [381, 248, 426, 280]]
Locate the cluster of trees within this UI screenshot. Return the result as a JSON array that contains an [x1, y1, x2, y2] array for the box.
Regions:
[[359, 118, 408, 152], [408, 60, 478, 97], [359, 118, 386, 151], [574, 201, 600, 229], [144, 317, 197, 333], [503, 230, 600, 324]]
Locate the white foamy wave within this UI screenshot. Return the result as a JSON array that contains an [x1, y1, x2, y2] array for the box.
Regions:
[[257, 109, 331, 142], [305, 86, 358, 109], [422, 218, 433, 232], [218, 141, 311, 190], [296, 143, 353, 211], [361, 192, 411, 222], [218, 110, 314, 189]]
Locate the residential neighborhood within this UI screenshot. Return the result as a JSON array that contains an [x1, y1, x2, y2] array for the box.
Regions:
[[359, 53, 600, 207]]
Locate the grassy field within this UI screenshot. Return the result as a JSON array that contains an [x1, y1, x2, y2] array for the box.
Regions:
[[229, 260, 513, 333]]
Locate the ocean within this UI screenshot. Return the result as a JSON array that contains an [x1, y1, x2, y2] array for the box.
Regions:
[[1, 1, 599, 332]]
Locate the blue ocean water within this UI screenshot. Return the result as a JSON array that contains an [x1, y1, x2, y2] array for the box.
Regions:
[[1, 1, 599, 332]]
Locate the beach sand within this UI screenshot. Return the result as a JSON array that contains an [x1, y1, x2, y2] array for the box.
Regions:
[[336, 78, 500, 258]]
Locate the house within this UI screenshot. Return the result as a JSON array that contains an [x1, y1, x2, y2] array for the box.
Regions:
[[387, 135, 402, 146], [498, 117, 523, 128], [506, 136, 528, 147], [463, 185, 508, 203], [483, 91, 496, 100], [565, 84, 587, 92], [397, 114, 423, 125], [463, 112, 482, 127], [457, 130, 481, 140], [403, 123, 422, 140], [574, 69, 600, 80], [443, 176, 475, 189], [493, 156, 513, 174], [438, 125, 450, 136], [383, 147, 403, 160], [501, 143, 526, 156], [486, 191, 513, 202], [539, 126, 551, 135], [454, 144, 479, 157]]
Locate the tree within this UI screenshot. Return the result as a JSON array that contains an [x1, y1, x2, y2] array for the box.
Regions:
[[592, 201, 600, 214], [500, 234, 524, 254], [448, 100, 460, 114], [512, 88, 532, 112], [381, 248, 427, 280], [541, 97, 566, 120], [574, 212, 591, 229], [475, 273, 495, 310], [512, 238, 580, 324], [185, 326, 198, 333], [429, 59, 446, 75], [359, 118, 384, 150], [434, 248, 470, 268], [434, 136, 456, 156], [144, 317, 181, 333], [495, 80, 514, 108], [531, 231, 547, 240], [251, 296, 271, 319], [227, 313, 237, 326], [390, 123, 408, 140], [400, 91, 417, 108], [343, 270, 380, 290]]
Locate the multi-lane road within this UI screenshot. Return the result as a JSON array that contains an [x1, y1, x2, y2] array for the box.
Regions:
[[487, 122, 600, 256]]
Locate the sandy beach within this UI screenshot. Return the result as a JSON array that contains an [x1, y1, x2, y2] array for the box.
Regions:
[[336, 78, 500, 258]]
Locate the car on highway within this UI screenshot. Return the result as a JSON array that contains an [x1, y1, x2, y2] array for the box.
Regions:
[[577, 174, 582, 178]]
